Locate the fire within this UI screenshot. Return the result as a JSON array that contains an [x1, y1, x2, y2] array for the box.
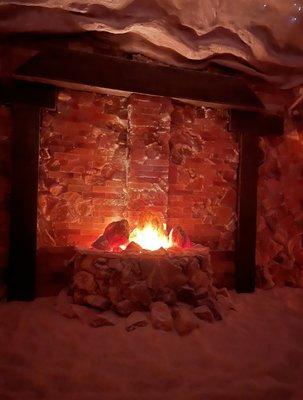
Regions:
[[129, 222, 171, 251]]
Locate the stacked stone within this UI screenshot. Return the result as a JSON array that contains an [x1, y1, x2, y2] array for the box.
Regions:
[[38, 90, 128, 247], [69, 247, 234, 333], [256, 120, 303, 288], [0, 106, 11, 298], [168, 104, 238, 250], [126, 94, 172, 227]]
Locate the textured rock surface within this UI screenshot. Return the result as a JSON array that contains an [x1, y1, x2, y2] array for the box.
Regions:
[[256, 120, 303, 288], [0, 107, 11, 299], [68, 247, 235, 333], [38, 89, 238, 251], [38, 90, 128, 248], [70, 247, 211, 310], [168, 105, 238, 249], [126, 94, 172, 226], [0, 1, 303, 88], [173, 306, 199, 335], [150, 301, 174, 331], [92, 219, 129, 251], [125, 311, 148, 331]]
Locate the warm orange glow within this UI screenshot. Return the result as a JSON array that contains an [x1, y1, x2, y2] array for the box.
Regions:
[[129, 222, 172, 251]]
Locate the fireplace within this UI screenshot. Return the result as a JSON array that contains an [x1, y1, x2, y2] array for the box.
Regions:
[[5, 49, 283, 301], [36, 88, 240, 297]]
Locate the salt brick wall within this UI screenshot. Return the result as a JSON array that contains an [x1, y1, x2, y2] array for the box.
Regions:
[[0, 106, 11, 297], [168, 105, 238, 250], [126, 94, 172, 226], [38, 90, 238, 250], [256, 120, 303, 288], [38, 90, 128, 248]]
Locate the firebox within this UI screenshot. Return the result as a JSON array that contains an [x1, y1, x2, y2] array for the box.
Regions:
[[5, 49, 283, 300]]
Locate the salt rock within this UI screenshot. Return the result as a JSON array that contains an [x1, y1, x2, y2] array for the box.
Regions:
[[147, 261, 187, 291], [123, 241, 142, 253], [108, 286, 121, 305], [216, 296, 236, 315], [195, 288, 209, 301], [72, 304, 114, 327], [84, 294, 110, 310], [73, 289, 86, 305], [126, 311, 148, 332], [161, 288, 177, 305], [92, 219, 129, 251], [56, 288, 77, 319], [173, 307, 199, 335], [194, 305, 214, 323], [169, 226, 191, 248], [116, 299, 135, 316], [73, 271, 97, 293], [189, 270, 210, 289], [89, 314, 115, 328], [108, 258, 123, 271], [207, 298, 223, 321], [177, 285, 197, 305], [150, 301, 173, 331], [91, 237, 110, 251], [128, 281, 151, 306], [216, 287, 230, 298]]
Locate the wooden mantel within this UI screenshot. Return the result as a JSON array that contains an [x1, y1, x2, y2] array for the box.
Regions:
[[0, 49, 283, 299], [13, 48, 264, 111]]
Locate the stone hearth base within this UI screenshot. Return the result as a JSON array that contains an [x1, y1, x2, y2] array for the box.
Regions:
[[71, 247, 212, 313], [67, 247, 235, 334]]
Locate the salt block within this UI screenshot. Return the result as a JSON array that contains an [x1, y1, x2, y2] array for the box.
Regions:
[[173, 307, 199, 335], [193, 305, 214, 323], [126, 311, 148, 332], [150, 301, 173, 331]]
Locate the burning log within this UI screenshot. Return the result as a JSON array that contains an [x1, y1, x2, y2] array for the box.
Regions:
[[92, 219, 129, 251]]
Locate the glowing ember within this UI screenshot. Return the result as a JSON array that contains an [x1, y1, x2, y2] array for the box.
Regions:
[[129, 223, 171, 251]]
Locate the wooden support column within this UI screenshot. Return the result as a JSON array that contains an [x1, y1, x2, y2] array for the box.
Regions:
[[6, 81, 56, 301], [230, 110, 283, 292], [236, 130, 259, 292], [7, 105, 40, 300]]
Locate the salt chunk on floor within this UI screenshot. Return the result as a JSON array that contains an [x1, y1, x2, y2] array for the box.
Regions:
[[0, 288, 303, 400]]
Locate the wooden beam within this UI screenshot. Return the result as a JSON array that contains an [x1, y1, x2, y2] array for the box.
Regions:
[[0, 80, 57, 110], [7, 105, 40, 301], [235, 130, 258, 292], [13, 49, 264, 111], [230, 110, 284, 136], [229, 110, 283, 292]]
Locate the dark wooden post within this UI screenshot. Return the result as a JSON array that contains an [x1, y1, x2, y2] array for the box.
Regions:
[[230, 110, 283, 292], [7, 105, 41, 300], [6, 81, 56, 300]]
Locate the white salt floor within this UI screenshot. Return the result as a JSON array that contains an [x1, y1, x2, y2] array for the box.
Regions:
[[0, 288, 303, 400]]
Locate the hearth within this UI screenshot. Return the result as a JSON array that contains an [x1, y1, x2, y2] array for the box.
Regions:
[[66, 214, 232, 332]]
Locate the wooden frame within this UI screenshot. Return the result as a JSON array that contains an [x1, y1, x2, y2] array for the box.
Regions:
[[229, 111, 284, 292], [5, 83, 56, 300], [1, 49, 283, 298]]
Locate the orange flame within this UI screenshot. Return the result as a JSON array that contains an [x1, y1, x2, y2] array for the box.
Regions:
[[129, 222, 172, 251]]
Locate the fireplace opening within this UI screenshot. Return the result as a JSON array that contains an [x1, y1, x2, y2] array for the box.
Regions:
[[36, 90, 238, 296]]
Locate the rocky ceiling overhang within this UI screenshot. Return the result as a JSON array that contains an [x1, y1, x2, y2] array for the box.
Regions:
[[0, 0, 303, 89]]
